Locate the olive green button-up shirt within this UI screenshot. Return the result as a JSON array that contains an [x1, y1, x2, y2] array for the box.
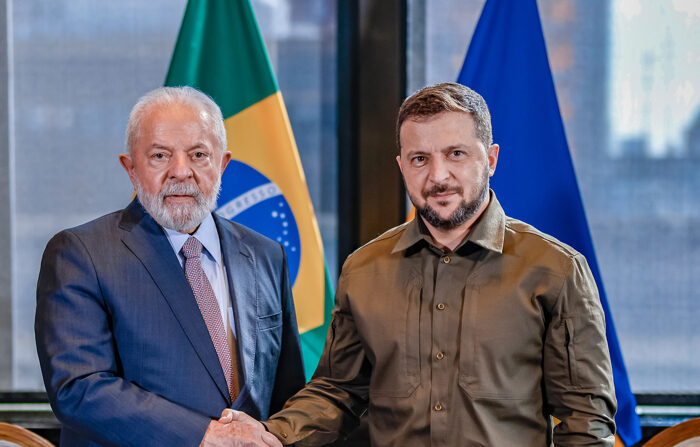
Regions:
[[265, 192, 616, 446]]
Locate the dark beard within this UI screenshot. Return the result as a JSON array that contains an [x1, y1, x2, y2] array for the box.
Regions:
[[416, 181, 489, 230]]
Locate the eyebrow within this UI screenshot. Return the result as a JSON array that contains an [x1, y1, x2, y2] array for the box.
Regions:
[[149, 143, 209, 151], [441, 144, 470, 153], [405, 144, 470, 157]]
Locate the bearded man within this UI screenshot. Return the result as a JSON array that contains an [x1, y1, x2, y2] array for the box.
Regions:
[[35, 86, 304, 447], [256, 83, 617, 446]]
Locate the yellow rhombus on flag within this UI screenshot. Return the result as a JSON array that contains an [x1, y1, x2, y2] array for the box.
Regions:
[[165, 0, 332, 379]]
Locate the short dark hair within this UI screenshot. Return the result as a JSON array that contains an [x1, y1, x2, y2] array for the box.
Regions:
[[396, 82, 492, 151]]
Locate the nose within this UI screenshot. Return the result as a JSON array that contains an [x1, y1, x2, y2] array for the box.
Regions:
[[428, 157, 450, 184], [169, 152, 193, 181]]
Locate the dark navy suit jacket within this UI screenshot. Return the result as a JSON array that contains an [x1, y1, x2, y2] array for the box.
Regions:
[[35, 199, 305, 446]]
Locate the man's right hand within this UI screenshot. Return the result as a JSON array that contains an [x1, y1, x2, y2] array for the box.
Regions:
[[199, 410, 282, 447]]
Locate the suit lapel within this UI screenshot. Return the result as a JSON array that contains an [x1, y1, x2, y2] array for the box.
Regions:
[[118, 200, 230, 403], [214, 214, 257, 396]]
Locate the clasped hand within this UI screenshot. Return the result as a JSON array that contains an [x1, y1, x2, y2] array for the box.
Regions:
[[199, 409, 281, 447]]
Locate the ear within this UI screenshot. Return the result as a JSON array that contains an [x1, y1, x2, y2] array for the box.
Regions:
[[220, 150, 232, 174], [119, 153, 138, 186], [396, 154, 404, 175], [487, 144, 499, 177]]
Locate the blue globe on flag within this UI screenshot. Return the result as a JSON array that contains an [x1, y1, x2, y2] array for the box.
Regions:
[[216, 160, 301, 285]]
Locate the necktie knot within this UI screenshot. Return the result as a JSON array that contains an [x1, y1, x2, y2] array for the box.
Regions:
[[182, 236, 203, 260]]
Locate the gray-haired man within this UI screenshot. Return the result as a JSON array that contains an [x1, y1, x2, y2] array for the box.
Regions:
[[36, 86, 305, 446]]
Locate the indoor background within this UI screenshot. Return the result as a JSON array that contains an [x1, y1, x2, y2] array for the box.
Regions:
[[0, 0, 698, 444]]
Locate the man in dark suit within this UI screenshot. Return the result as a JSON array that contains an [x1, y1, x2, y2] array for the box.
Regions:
[[35, 86, 304, 446]]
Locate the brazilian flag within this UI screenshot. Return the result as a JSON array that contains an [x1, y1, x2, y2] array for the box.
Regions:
[[165, 0, 332, 379]]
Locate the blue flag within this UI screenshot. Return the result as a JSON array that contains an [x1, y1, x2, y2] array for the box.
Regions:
[[457, 1, 641, 445]]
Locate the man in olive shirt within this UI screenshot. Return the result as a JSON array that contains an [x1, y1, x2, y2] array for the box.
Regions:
[[254, 83, 616, 445]]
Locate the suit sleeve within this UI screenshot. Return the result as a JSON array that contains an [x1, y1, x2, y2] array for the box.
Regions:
[[544, 253, 617, 446], [269, 246, 306, 414], [35, 230, 212, 447], [264, 266, 369, 446]]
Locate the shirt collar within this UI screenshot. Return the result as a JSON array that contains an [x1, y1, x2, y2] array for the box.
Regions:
[[392, 189, 505, 255], [163, 213, 223, 265], [391, 215, 433, 254], [467, 190, 505, 254]]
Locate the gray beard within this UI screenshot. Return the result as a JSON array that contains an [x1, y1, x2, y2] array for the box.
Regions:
[[135, 177, 220, 232]]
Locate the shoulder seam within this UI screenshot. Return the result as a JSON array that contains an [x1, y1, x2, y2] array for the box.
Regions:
[[504, 218, 578, 259], [63, 229, 109, 308], [346, 221, 411, 261]]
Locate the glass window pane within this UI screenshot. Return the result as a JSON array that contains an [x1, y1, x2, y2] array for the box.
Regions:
[[10, 0, 187, 391]]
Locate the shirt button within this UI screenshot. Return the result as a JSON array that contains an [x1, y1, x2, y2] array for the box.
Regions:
[[436, 352, 444, 360], [436, 303, 446, 310], [434, 403, 443, 411], [442, 255, 451, 264]]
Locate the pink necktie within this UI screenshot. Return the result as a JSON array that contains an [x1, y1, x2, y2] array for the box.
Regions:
[[181, 236, 238, 401]]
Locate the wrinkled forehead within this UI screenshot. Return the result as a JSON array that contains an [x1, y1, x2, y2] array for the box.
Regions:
[[399, 111, 478, 146], [143, 101, 209, 124], [137, 103, 220, 146]]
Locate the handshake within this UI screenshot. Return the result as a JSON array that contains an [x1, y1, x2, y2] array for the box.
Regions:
[[200, 409, 282, 447]]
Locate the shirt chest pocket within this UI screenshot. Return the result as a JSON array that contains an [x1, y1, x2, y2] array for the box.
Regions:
[[458, 285, 546, 400], [353, 278, 422, 398]]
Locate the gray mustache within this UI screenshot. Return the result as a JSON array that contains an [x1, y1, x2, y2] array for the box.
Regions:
[[160, 182, 202, 199]]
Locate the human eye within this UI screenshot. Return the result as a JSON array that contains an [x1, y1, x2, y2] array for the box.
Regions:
[[411, 155, 427, 166], [150, 151, 168, 161], [191, 149, 210, 160], [450, 149, 465, 158]]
